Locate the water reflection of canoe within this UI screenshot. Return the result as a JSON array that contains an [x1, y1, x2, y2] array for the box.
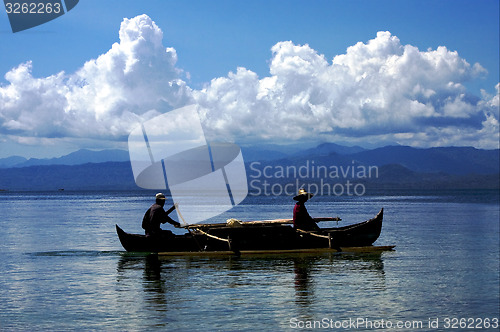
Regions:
[[116, 208, 394, 255]]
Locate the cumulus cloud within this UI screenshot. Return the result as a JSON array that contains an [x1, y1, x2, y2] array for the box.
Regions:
[[195, 31, 498, 148], [0, 16, 498, 150], [0, 14, 192, 144]]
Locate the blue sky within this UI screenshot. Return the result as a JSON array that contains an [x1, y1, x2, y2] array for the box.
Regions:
[[0, 0, 499, 158]]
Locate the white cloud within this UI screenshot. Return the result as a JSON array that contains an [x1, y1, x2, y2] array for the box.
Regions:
[[0, 14, 192, 144], [0, 16, 498, 151], [195, 31, 498, 148]]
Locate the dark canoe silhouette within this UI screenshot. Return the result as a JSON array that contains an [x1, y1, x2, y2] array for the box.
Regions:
[[116, 208, 393, 255]]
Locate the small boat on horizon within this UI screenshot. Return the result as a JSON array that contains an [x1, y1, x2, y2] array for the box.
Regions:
[[116, 208, 394, 256]]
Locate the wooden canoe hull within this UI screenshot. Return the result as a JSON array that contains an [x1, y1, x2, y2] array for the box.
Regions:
[[116, 208, 386, 254]]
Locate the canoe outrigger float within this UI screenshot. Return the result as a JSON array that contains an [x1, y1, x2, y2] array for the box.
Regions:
[[116, 208, 394, 256]]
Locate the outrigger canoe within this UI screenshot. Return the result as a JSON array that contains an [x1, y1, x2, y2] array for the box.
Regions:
[[116, 208, 394, 255]]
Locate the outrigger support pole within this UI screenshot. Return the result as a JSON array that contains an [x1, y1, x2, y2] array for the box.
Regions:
[[296, 229, 342, 252], [192, 228, 240, 255]]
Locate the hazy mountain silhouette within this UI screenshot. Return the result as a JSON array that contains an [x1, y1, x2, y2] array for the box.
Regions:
[[1, 149, 130, 168], [0, 144, 497, 191]]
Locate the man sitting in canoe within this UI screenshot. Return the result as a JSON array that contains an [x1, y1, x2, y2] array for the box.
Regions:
[[142, 193, 181, 236], [293, 189, 320, 231]]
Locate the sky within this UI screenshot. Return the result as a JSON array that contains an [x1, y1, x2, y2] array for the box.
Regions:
[[0, 0, 499, 158]]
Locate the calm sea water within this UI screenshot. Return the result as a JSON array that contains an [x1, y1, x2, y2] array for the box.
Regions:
[[0, 190, 498, 331]]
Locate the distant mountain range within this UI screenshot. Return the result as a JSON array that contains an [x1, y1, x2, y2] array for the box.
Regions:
[[244, 143, 498, 175], [240, 142, 366, 161], [0, 144, 498, 191], [0, 149, 130, 168]]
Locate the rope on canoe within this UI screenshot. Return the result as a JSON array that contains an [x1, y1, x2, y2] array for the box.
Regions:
[[194, 228, 231, 244], [194, 228, 237, 253], [296, 229, 330, 239]]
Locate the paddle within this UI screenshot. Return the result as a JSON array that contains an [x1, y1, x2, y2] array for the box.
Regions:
[[174, 203, 203, 251], [165, 204, 176, 216]]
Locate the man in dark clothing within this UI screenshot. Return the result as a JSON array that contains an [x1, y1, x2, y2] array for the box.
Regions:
[[293, 189, 320, 231], [142, 193, 181, 236]]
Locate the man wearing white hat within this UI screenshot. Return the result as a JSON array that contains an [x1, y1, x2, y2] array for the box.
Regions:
[[142, 193, 181, 236], [293, 188, 320, 231]]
